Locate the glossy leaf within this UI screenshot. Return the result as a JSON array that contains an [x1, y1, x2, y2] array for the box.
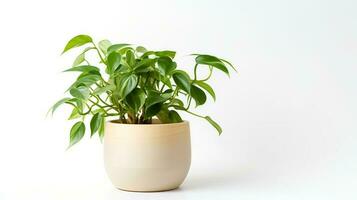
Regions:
[[90, 113, 102, 137], [172, 70, 191, 94], [195, 54, 229, 76], [107, 44, 131, 55], [205, 116, 222, 135], [145, 93, 169, 109], [70, 86, 90, 100], [190, 85, 207, 106], [157, 56, 176, 76], [126, 50, 136, 67], [168, 110, 182, 123], [145, 103, 162, 118], [107, 52, 121, 74], [68, 121, 86, 148], [134, 59, 156, 73], [118, 74, 138, 98], [125, 88, 145, 113], [195, 81, 216, 101], [64, 65, 99, 73], [156, 50, 176, 58], [62, 35, 92, 54]]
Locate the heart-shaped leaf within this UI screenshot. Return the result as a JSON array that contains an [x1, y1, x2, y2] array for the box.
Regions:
[[62, 35, 92, 54]]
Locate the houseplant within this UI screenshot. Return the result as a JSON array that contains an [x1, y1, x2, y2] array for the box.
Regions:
[[50, 34, 236, 191]]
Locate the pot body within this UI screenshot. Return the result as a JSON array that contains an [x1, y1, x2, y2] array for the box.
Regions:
[[103, 120, 191, 192]]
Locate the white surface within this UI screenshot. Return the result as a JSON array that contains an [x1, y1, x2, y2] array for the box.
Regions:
[[0, 0, 356, 199]]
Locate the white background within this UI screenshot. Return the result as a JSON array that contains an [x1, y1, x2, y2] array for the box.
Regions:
[[0, 0, 356, 199]]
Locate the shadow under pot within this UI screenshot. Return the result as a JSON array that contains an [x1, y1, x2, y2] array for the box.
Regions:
[[103, 120, 191, 192]]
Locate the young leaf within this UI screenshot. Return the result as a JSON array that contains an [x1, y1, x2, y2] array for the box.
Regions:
[[48, 97, 71, 115], [68, 121, 86, 148], [118, 74, 138, 98], [195, 54, 229, 76], [70, 86, 90, 100], [98, 39, 112, 54], [62, 35, 93, 54], [68, 107, 81, 120], [63, 65, 100, 73], [172, 70, 191, 94], [90, 113, 102, 137], [125, 88, 146, 113], [107, 52, 121, 74], [72, 53, 85, 67], [126, 50, 136, 67], [195, 81, 216, 101], [107, 44, 131, 55], [93, 84, 116, 95], [204, 116, 222, 135], [155, 50, 176, 58], [136, 46, 147, 53], [168, 110, 182, 123], [190, 85, 207, 106]]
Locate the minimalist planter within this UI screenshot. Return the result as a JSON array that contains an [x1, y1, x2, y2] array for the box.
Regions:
[[103, 120, 191, 192]]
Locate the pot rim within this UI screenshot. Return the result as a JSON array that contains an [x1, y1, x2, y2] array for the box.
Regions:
[[106, 119, 189, 127]]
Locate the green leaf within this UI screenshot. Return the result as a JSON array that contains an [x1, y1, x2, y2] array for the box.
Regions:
[[64, 65, 100, 73], [172, 70, 191, 94], [168, 110, 182, 123], [70, 86, 90, 100], [145, 103, 162, 118], [107, 52, 121, 74], [62, 35, 93, 54], [190, 85, 207, 106], [68, 121, 86, 148], [98, 116, 105, 141], [219, 58, 237, 72], [125, 88, 145, 113], [90, 113, 103, 137], [93, 84, 116, 95], [134, 59, 156, 73], [171, 98, 184, 107], [98, 39, 112, 54], [155, 50, 176, 58], [72, 53, 85, 67], [136, 46, 147, 53], [118, 74, 138, 98], [204, 116, 222, 135], [68, 107, 81, 120], [195, 54, 229, 76], [69, 74, 101, 90], [195, 81, 216, 101], [107, 43, 131, 55], [145, 93, 169, 109], [48, 97, 71, 115], [126, 50, 136, 67], [157, 56, 176, 76]]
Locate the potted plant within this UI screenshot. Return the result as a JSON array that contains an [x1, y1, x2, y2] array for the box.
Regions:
[[49, 34, 236, 192]]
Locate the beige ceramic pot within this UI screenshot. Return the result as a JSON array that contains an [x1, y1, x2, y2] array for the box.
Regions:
[[103, 120, 191, 192]]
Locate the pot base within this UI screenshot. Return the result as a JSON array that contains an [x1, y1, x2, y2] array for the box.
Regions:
[[117, 186, 179, 193]]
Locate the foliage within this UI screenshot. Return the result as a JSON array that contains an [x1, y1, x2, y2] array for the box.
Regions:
[[49, 35, 236, 147]]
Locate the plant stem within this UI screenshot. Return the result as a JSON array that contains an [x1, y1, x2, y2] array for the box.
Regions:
[[91, 42, 106, 64], [193, 64, 198, 80]]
